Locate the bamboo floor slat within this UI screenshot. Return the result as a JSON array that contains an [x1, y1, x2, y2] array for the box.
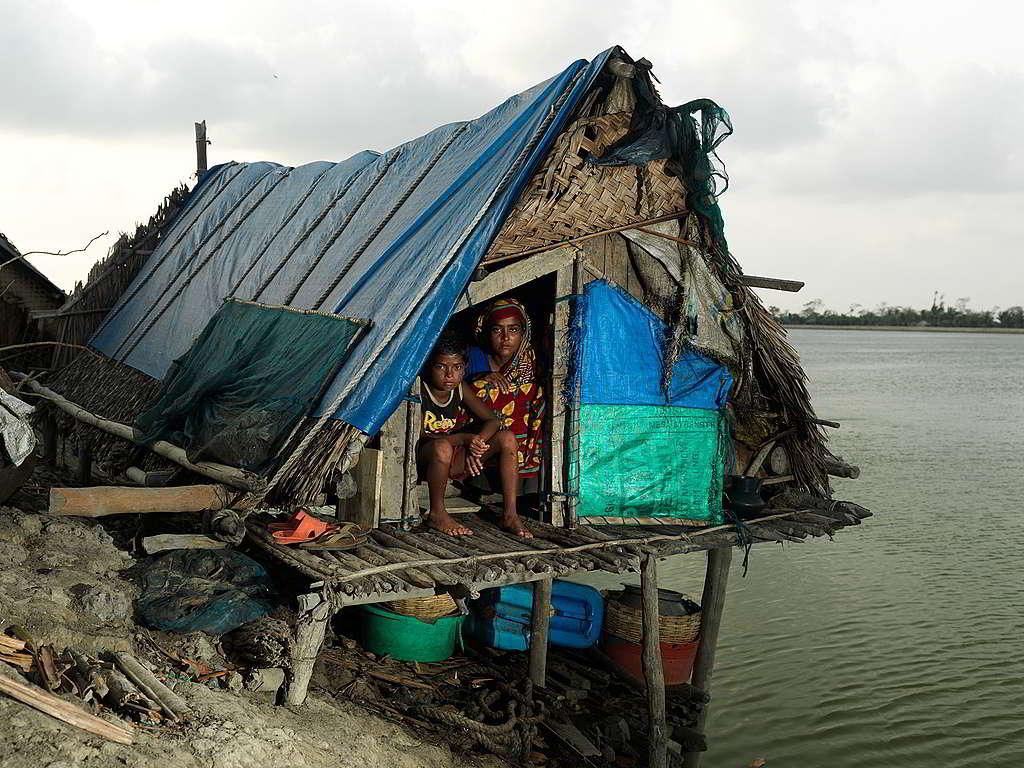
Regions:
[[246, 501, 869, 608]]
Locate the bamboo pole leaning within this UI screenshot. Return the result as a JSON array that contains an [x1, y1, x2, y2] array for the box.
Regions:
[[12, 372, 265, 493]]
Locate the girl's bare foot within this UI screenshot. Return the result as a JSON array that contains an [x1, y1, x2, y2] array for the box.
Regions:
[[499, 512, 533, 538], [427, 509, 473, 536]]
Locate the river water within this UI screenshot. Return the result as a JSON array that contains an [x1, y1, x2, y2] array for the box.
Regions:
[[589, 329, 1024, 766]]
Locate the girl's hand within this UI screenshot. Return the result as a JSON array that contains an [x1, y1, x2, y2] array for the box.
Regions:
[[466, 453, 484, 476], [469, 435, 489, 457]]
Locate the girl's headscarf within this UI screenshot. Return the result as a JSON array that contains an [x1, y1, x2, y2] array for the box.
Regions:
[[475, 298, 537, 386]]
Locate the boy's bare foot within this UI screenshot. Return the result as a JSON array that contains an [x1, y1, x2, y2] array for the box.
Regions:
[[427, 509, 473, 536], [499, 512, 533, 538]]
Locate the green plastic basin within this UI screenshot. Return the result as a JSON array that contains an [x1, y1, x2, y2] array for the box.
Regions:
[[360, 604, 464, 662]]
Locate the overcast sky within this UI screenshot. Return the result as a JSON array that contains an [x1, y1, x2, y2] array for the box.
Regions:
[[2, 0, 1021, 312]]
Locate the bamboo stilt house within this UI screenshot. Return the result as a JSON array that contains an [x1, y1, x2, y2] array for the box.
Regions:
[[35, 45, 858, 524]]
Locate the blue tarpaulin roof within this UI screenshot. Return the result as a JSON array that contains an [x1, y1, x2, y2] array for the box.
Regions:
[[90, 48, 615, 434]]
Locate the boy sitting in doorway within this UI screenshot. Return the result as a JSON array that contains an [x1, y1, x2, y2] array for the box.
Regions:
[[418, 330, 533, 538]]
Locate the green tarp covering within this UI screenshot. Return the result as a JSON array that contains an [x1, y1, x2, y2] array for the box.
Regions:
[[577, 404, 726, 523], [135, 299, 365, 473]]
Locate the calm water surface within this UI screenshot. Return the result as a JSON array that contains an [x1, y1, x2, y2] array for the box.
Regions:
[[592, 329, 1024, 766]]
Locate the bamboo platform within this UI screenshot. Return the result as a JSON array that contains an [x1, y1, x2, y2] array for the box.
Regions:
[[245, 499, 871, 608]]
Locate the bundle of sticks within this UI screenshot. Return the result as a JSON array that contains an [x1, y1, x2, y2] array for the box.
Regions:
[[0, 631, 192, 745]]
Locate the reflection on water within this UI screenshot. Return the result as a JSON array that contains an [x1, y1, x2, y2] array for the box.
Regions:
[[588, 329, 1024, 766]]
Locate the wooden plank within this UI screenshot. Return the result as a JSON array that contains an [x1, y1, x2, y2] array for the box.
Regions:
[[344, 447, 382, 529], [455, 247, 575, 312], [401, 379, 421, 526], [739, 275, 804, 292], [604, 233, 630, 290], [49, 484, 230, 517], [641, 554, 669, 768], [377, 402, 407, 521], [529, 578, 553, 688], [682, 546, 733, 768], [141, 534, 226, 555]]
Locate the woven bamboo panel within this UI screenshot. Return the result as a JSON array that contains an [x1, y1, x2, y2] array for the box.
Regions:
[[485, 113, 688, 260]]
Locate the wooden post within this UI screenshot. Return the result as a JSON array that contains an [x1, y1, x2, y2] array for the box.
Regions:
[[285, 591, 331, 705], [564, 250, 584, 529], [75, 445, 92, 485], [548, 265, 572, 526], [195, 121, 208, 176], [641, 553, 669, 768], [529, 577, 553, 688], [682, 546, 733, 768], [401, 379, 421, 529]]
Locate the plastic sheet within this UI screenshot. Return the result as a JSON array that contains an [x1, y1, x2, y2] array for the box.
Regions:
[[90, 48, 617, 435], [578, 404, 726, 522], [136, 549, 275, 635], [133, 299, 365, 472], [578, 281, 732, 408]]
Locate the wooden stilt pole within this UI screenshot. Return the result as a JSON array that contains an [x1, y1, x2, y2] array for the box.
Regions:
[[401, 378, 421, 529], [285, 591, 331, 705], [682, 546, 733, 768], [195, 121, 208, 176], [75, 445, 92, 485], [529, 577, 553, 688], [42, 411, 57, 464], [641, 553, 669, 768]]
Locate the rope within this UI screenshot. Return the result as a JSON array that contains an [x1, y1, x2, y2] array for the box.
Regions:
[[282, 151, 403, 306], [225, 166, 333, 299], [91, 163, 244, 340], [313, 123, 471, 310], [115, 168, 291, 361], [263, 65, 589, 498]]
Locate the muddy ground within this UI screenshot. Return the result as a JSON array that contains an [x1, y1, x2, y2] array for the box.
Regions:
[[0, 507, 501, 768]]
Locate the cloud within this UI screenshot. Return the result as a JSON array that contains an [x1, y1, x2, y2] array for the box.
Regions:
[[1, 0, 1022, 310]]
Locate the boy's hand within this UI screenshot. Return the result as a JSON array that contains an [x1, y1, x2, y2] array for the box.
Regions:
[[482, 372, 513, 394], [468, 435, 489, 457]]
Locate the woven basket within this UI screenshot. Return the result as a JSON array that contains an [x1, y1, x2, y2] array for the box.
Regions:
[[485, 111, 688, 261], [604, 599, 701, 645], [381, 593, 458, 620]]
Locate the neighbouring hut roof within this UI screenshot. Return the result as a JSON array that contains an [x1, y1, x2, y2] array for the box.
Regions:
[[47, 44, 833, 500], [0, 233, 65, 312]]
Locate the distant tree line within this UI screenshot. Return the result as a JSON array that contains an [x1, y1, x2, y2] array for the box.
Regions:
[[771, 295, 1024, 329]]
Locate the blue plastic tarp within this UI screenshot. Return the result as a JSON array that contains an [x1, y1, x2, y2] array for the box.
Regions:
[[90, 48, 616, 434], [578, 280, 732, 408]]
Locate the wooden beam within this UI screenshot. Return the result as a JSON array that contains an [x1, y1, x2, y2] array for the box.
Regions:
[[455, 246, 575, 312], [683, 546, 733, 768], [484, 211, 690, 265], [529, 577, 553, 688], [13, 373, 265, 493], [738, 275, 804, 292], [50, 484, 231, 518], [641, 554, 669, 768]]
